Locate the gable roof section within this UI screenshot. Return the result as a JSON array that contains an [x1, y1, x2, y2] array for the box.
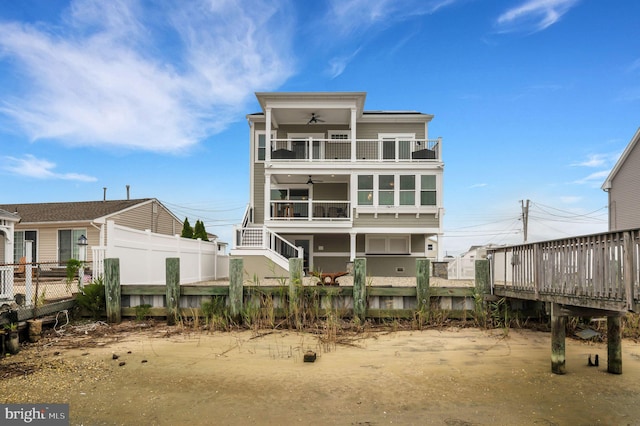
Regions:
[[0, 208, 20, 222], [0, 199, 155, 224], [602, 127, 640, 191]]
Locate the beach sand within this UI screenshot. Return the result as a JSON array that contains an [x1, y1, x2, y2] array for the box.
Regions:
[[2, 321, 640, 425]]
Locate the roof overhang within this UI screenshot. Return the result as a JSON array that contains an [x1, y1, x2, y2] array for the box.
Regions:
[[601, 127, 640, 191], [253, 92, 367, 128]]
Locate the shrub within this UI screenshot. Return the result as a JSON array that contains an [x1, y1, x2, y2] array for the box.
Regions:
[[75, 277, 106, 319]]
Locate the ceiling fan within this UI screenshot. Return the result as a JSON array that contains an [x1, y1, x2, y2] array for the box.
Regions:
[[306, 175, 324, 185], [307, 113, 325, 124]]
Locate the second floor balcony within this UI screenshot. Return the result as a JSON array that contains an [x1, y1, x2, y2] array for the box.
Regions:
[[267, 138, 441, 163], [270, 200, 351, 222]]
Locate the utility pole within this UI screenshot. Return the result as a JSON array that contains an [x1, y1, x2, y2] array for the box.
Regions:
[[521, 199, 530, 243]]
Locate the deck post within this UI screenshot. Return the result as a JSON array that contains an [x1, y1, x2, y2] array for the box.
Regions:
[[104, 258, 121, 324], [551, 303, 567, 374], [607, 315, 622, 374], [353, 258, 367, 322], [165, 258, 180, 326], [475, 259, 490, 295], [416, 258, 431, 313], [229, 258, 244, 321], [288, 257, 304, 329]]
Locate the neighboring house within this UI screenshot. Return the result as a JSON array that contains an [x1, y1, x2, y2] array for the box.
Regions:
[[232, 92, 444, 278], [0, 198, 182, 265], [602, 127, 640, 231], [0, 208, 21, 265]]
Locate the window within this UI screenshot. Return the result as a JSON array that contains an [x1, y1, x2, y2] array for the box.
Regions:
[[366, 235, 410, 254], [257, 133, 266, 161], [378, 175, 394, 205], [256, 131, 276, 161], [357, 175, 373, 205], [399, 175, 415, 205], [421, 175, 436, 206], [13, 230, 37, 263], [378, 133, 415, 161], [358, 174, 437, 207], [58, 229, 86, 263]]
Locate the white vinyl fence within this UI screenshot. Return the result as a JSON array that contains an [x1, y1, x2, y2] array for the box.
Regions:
[[447, 256, 476, 280], [92, 220, 229, 285]]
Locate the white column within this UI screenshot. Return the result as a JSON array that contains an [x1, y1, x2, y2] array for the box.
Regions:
[[265, 107, 272, 161], [349, 232, 357, 261], [350, 107, 357, 162], [25, 240, 33, 307], [264, 172, 271, 221]]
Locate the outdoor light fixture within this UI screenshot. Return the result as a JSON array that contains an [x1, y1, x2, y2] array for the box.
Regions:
[[77, 234, 88, 246]]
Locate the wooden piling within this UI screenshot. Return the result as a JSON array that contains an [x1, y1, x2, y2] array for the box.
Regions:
[[550, 303, 567, 374], [165, 258, 180, 326], [104, 258, 121, 324], [353, 258, 366, 323], [229, 258, 244, 321], [475, 259, 490, 295], [288, 257, 304, 329], [416, 258, 431, 312], [607, 315, 622, 374]]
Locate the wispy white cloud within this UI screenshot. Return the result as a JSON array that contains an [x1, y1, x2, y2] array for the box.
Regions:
[[0, 0, 294, 154], [572, 170, 610, 186], [322, 0, 460, 77], [327, 48, 362, 78], [469, 183, 488, 189], [495, 0, 580, 34], [2, 155, 97, 182], [571, 154, 608, 168], [326, 0, 460, 37]]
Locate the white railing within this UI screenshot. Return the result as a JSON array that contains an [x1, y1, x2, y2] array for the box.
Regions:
[[270, 200, 350, 221], [0, 265, 13, 299], [447, 256, 476, 280], [269, 138, 441, 162], [234, 225, 303, 260]]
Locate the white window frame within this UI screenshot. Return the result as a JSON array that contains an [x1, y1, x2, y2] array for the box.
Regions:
[[378, 133, 416, 161], [255, 130, 276, 162], [356, 173, 438, 208], [365, 235, 411, 254]]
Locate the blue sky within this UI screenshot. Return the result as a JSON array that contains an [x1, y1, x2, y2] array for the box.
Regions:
[[0, 0, 638, 256]]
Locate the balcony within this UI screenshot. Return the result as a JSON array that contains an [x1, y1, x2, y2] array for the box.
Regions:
[[268, 138, 441, 163], [270, 200, 350, 221]]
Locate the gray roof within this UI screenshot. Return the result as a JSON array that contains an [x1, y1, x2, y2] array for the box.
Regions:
[[0, 199, 154, 223], [0, 208, 21, 222]]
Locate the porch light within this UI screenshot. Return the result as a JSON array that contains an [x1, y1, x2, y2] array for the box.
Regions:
[[78, 235, 88, 246]]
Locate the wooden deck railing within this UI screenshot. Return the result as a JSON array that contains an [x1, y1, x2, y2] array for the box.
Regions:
[[488, 229, 640, 312]]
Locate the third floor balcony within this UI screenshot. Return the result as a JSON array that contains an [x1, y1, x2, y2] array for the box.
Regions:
[[266, 137, 441, 163]]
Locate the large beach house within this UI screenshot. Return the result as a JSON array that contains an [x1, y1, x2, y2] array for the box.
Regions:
[[231, 92, 444, 279]]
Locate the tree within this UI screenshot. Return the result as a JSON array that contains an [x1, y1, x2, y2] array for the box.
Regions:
[[194, 220, 209, 241], [181, 218, 193, 238]]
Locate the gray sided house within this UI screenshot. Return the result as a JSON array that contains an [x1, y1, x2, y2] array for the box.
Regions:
[[602, 127, 640, 231], [232, 92, 444, 279], [0, 198, 182, 265]]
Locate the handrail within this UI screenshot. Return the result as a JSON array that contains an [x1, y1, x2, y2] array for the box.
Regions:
[[235, 226, 302, 261], [488, 229, 640, 310], [269, 138, 441, 162]]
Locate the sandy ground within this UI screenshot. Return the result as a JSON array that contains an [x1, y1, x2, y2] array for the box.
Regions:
[[2, 321, 640, 426]]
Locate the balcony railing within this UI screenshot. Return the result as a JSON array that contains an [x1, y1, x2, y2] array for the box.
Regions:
[[269, 138, 440, 162], [271, 200, 350, 221]]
